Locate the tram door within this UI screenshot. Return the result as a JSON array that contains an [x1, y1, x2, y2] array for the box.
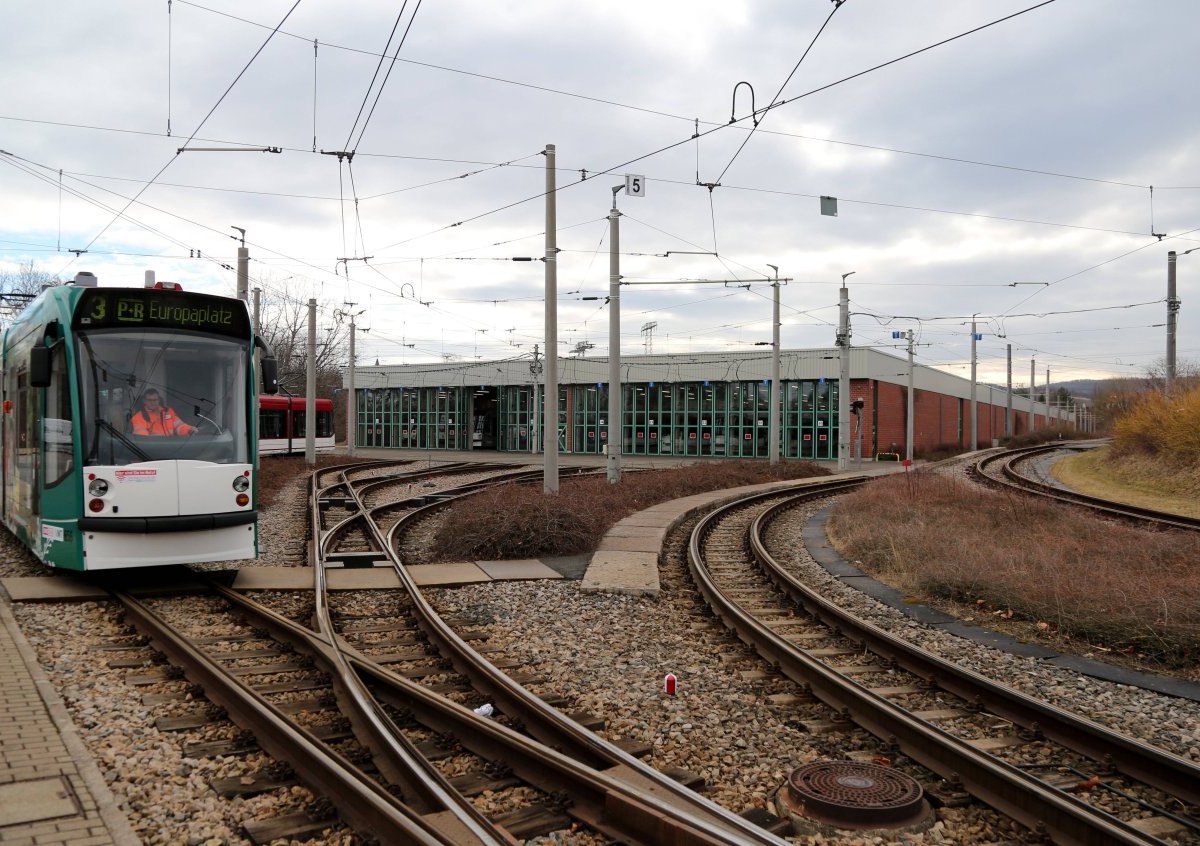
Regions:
[[15, 372, 39, 531], [471, 388, 497, 449], [2, 322, 42, 545]]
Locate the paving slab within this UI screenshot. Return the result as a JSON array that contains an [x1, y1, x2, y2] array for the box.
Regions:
[[580, 550, 660, 597], [1, 576, 111, 602], [232, 566, 314, 591], [618, 514, 679, 527], [536, 554, 592, 579], [596, 535, 663, 553], [603, 524, 668, 539], [407, 562, 492, 586], [476, 560, 563, 581], [326, 568, 404, 590], [0, 776, 79, 826], [0, 589, 141, 846]]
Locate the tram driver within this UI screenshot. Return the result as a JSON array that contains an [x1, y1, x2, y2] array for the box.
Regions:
[[130, 389, 196, 437]]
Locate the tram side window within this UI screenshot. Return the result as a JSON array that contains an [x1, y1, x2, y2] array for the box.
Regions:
[[260, 409, 286, 439], [316, 410, 333, 438], [43, 344, 74, 486]]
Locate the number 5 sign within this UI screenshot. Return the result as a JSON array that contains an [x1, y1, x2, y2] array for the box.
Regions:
[[625, 174, 646, 197]]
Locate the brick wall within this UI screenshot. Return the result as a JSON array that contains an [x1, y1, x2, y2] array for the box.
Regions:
[[861, 380, 1046, 455]]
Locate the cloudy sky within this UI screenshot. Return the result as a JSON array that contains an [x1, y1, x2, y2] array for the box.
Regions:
[[3, 0, 1198, 387]]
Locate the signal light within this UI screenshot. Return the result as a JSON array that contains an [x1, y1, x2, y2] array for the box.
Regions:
[[153, 281, 184, 290], [88, 499, 105, 513], [236, 493, 249, 507]]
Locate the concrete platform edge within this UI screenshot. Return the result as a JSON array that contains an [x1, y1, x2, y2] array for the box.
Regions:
[[581, 474, 858, 598], [0, 595, 142, 846]]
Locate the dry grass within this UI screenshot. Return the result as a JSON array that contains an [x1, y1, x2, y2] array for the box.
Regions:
[[1112, 384, 1200, 463], [1053, 448, 1200, 517], [256, 454, 347, 508], [432, 460, 831, 560], [828, 472, 1200, 665]]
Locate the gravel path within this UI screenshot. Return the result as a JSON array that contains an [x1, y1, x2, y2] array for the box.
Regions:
[[2, 462, 1198, 845]]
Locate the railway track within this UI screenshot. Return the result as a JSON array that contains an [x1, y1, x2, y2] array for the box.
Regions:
[[107, 460, 796, 844], [687, 476, 1200, 845], [312, 459, 793, 844], [971, 442, 1200, 532]]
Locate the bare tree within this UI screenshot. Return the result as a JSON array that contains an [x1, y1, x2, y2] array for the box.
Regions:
[[1143, 357, 1200, 394], [0, 260, 56, 325], [255, 284, 349, 399]]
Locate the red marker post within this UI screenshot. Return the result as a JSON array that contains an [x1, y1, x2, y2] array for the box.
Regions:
[[664, 673, 677, 696]]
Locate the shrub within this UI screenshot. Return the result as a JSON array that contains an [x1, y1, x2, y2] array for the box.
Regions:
[[1112, 385, 1200, 465], [433, 460, 830, 560], [828, 472, 1200, 664]]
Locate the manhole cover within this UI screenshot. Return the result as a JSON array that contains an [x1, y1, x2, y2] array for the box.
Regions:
[[781, 761, 927, 828]]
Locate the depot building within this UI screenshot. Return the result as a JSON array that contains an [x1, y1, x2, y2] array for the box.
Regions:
[[345, 348, 1074, 459]]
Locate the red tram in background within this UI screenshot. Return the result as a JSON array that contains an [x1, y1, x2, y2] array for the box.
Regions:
[[258, 395, 335, 455]]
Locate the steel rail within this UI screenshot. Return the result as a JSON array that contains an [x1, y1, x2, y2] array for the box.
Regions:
[[687, 481, 1167, 846], [974, 444, 1200, 531], [111, 590, 465, 846], [338, 466, 800, 846], [213, 581, 748, 846], [751, 493, 1200, 809], [308, 469, 512, 844]]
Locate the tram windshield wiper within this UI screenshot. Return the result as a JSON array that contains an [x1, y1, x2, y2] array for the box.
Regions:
[[92, 418, 149, 462]]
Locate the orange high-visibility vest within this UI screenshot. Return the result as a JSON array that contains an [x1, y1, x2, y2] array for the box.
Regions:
[[130, 407, 194, 437]]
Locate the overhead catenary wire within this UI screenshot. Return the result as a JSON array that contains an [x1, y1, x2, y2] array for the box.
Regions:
[[714, 1, 843, 183], [168, 0, 1159, 193], [371, 0, 1067, 255], [48, 0, 302, 280], [343, 0, 424, 154], [7, 3, 1184, 384]]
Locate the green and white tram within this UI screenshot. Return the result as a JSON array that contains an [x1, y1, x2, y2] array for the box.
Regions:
[[1, 272, 278, 570]]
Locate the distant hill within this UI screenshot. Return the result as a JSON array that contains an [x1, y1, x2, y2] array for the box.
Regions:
[[1053, 379, 1100, 398], [989, 378, 1100, 398]]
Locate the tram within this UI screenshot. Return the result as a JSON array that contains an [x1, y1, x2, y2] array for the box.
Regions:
[[0, 272, 278, 570], [258, 395, 335, 455]]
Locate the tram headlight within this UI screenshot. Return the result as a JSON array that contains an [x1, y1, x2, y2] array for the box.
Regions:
[[232, 475, 250, 493], [88, 478, 109, 497]]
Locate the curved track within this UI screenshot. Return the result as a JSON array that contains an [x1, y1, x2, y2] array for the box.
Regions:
[[309, 459, 795, 845], [687, 477, 1200, 845], [971, 443, 1200, 531]]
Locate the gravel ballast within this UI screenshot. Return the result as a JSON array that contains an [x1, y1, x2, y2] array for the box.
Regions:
[[2, 460, 1197, 845]]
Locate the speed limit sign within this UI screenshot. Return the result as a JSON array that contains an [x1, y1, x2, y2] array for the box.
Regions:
[[625, 174, 645, 197]]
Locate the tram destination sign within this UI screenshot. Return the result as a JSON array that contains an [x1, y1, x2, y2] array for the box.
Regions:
[[73, 288, 251, 337]]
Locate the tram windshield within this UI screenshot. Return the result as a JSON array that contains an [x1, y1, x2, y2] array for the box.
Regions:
[[77, 329, 250, 466]]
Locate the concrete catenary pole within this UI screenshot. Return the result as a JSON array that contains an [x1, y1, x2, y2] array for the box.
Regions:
[[1005, 344, 1013, 438], [306, 298, 316, 466], [837, 274, 853, 471], [233, 226, 248, 302], [768, 264, 781, 465], [1045, 366, 1051, 431], [346, 311, 357, 457], [1030, 359, 1036, 433], [543, 145, 559, 494], [1167, 250, 1181, 393], [970, 319, 978, 450], [607, 188, 622, 483], [905, 329, 914, 462]]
